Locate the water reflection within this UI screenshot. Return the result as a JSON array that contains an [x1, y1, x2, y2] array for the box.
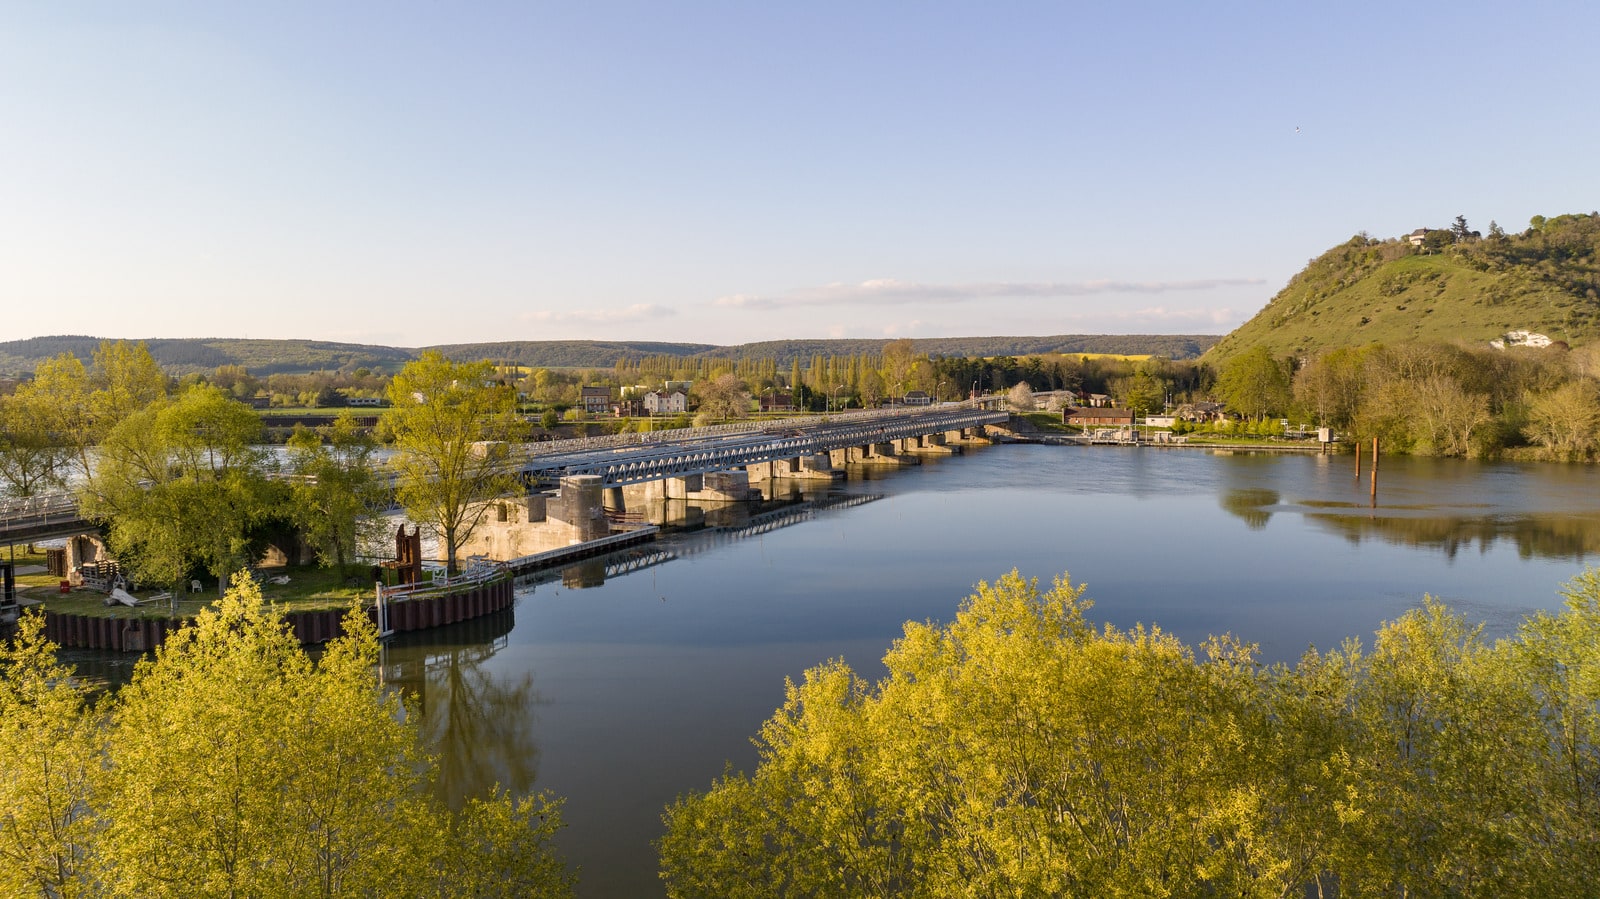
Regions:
[[381, 609, 543, 809], [1219, 488, 1280, 530], [1304, 509, 1600, 561]]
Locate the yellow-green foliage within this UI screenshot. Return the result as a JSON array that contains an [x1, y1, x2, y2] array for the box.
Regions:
[[0, 577, 573, 898], [660, 569, 1600, 898]]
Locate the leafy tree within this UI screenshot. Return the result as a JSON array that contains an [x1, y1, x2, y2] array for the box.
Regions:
[[93, 580, 574, 898], [0, 614, 99, 898], [1292, 346, 1365, 430], [89, 339, 167, 429], [661, 571, 1321, 898], [1217, 346, 1291, 421], [1451, 214, 1472, 242], [82, 385, 280, 602], [1524, 380, 1600, 460], [0, 385, 72, 497], [691, 373, 751, 423], [287, 413, 389, 576], [385, 352, 526, 575]]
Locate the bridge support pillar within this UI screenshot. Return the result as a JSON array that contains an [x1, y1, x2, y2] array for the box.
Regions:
[[751, 455, 839, 481], [603, 486, 626, 514], [689, 470, 759, 503]]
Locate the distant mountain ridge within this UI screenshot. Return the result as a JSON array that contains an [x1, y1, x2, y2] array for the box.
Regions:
[[1204, 212, 1600, 366], [0, 333, 1221, 377]]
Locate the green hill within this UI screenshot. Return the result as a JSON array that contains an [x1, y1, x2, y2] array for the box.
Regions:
[[0, 334, 1219, 378], [1204, 212, 1600, 367]]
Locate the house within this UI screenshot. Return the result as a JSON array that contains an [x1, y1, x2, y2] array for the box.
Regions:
[[759, 392, 794, 413], [643, 389, 688, 416], [580, 386, 611, 415], [903, 390, 932, 406], [1408, 228, 1433, 246], [1065, 407, 1135, 427], [612, 398, 645, 417], [1175, 401, 1228, 423], [1085, 393, 1112, 408]]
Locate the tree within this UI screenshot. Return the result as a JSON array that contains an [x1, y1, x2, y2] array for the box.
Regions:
[[0, 386, 72, 498], [1524, 380, 1600, 460], [287, 413, 389, 576], [1451, 214, 1472, 243], [1217, 346, 1291, 421], [93, 579, 574, 898], [0, 614, 98, 899], [691, 373, 751, 424], [660, 571, 1322, 898], [1006, 381, 1035, 411], [81, 385, 280, 602], [89, 339, 167, 429], [385, 352, 526, 575], [22, 353, 97, 484], [1292, 347, 1365, 430]]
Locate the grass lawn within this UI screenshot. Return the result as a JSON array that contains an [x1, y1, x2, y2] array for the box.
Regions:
[[15, 563, 376, 620]]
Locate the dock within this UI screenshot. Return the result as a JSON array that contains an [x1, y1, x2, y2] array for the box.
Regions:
[[500, 525, 661, 576]]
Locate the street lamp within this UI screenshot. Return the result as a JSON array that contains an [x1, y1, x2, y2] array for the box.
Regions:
[[831, 384, 845, 416]]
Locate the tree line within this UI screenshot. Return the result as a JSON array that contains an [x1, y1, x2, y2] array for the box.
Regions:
[[659, 568, 1600, 898], [1216, 339, 1600, 459]]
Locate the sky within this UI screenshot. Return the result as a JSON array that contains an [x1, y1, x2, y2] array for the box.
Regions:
[[3, 2, 1597, 349]]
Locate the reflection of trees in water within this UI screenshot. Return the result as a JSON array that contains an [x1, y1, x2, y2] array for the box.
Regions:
[[1306, 511, 1600, 561], [1219, 488, 1279, 530], [385, 609, 544, 810]]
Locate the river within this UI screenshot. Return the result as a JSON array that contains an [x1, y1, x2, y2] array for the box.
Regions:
[[373, 443, 1600, 897]]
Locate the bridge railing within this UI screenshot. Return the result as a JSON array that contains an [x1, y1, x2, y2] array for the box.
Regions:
[[516, 401, 987, 459], [0, 492, 82, 524]]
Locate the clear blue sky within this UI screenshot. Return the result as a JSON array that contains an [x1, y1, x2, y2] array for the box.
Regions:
[[4, 2, 1596, 348]]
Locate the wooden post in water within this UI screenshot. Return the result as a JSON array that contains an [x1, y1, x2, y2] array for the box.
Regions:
[[1354, 439, 1361, 477], [1369, 437, 1379, 506]]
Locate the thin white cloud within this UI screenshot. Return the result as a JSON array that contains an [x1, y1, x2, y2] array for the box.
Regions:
[[713, 277, 1264, 310], [517, 303, 677, 325]]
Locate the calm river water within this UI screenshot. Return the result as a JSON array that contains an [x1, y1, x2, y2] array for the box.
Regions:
[[370, 443, 1600, 898]]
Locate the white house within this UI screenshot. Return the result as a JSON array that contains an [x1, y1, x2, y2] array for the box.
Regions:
[[643, 389, 688, 415]]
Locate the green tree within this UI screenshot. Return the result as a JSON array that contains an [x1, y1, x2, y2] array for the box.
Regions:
[[1524, 380, 1600, 460], [1217, 346, 1291, 421], [94, 578, 574, 898], [385, 352, 526, 575], [89, 339, 168, 430], [661, 571, 1320, 898], [81, 385, 280, 602], [0, 614, 99, 899], [0, 386, 71, 498], [287, 413, 389, 576]]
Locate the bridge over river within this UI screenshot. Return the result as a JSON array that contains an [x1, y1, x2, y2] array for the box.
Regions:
[[0, 404, 1009, 550]]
